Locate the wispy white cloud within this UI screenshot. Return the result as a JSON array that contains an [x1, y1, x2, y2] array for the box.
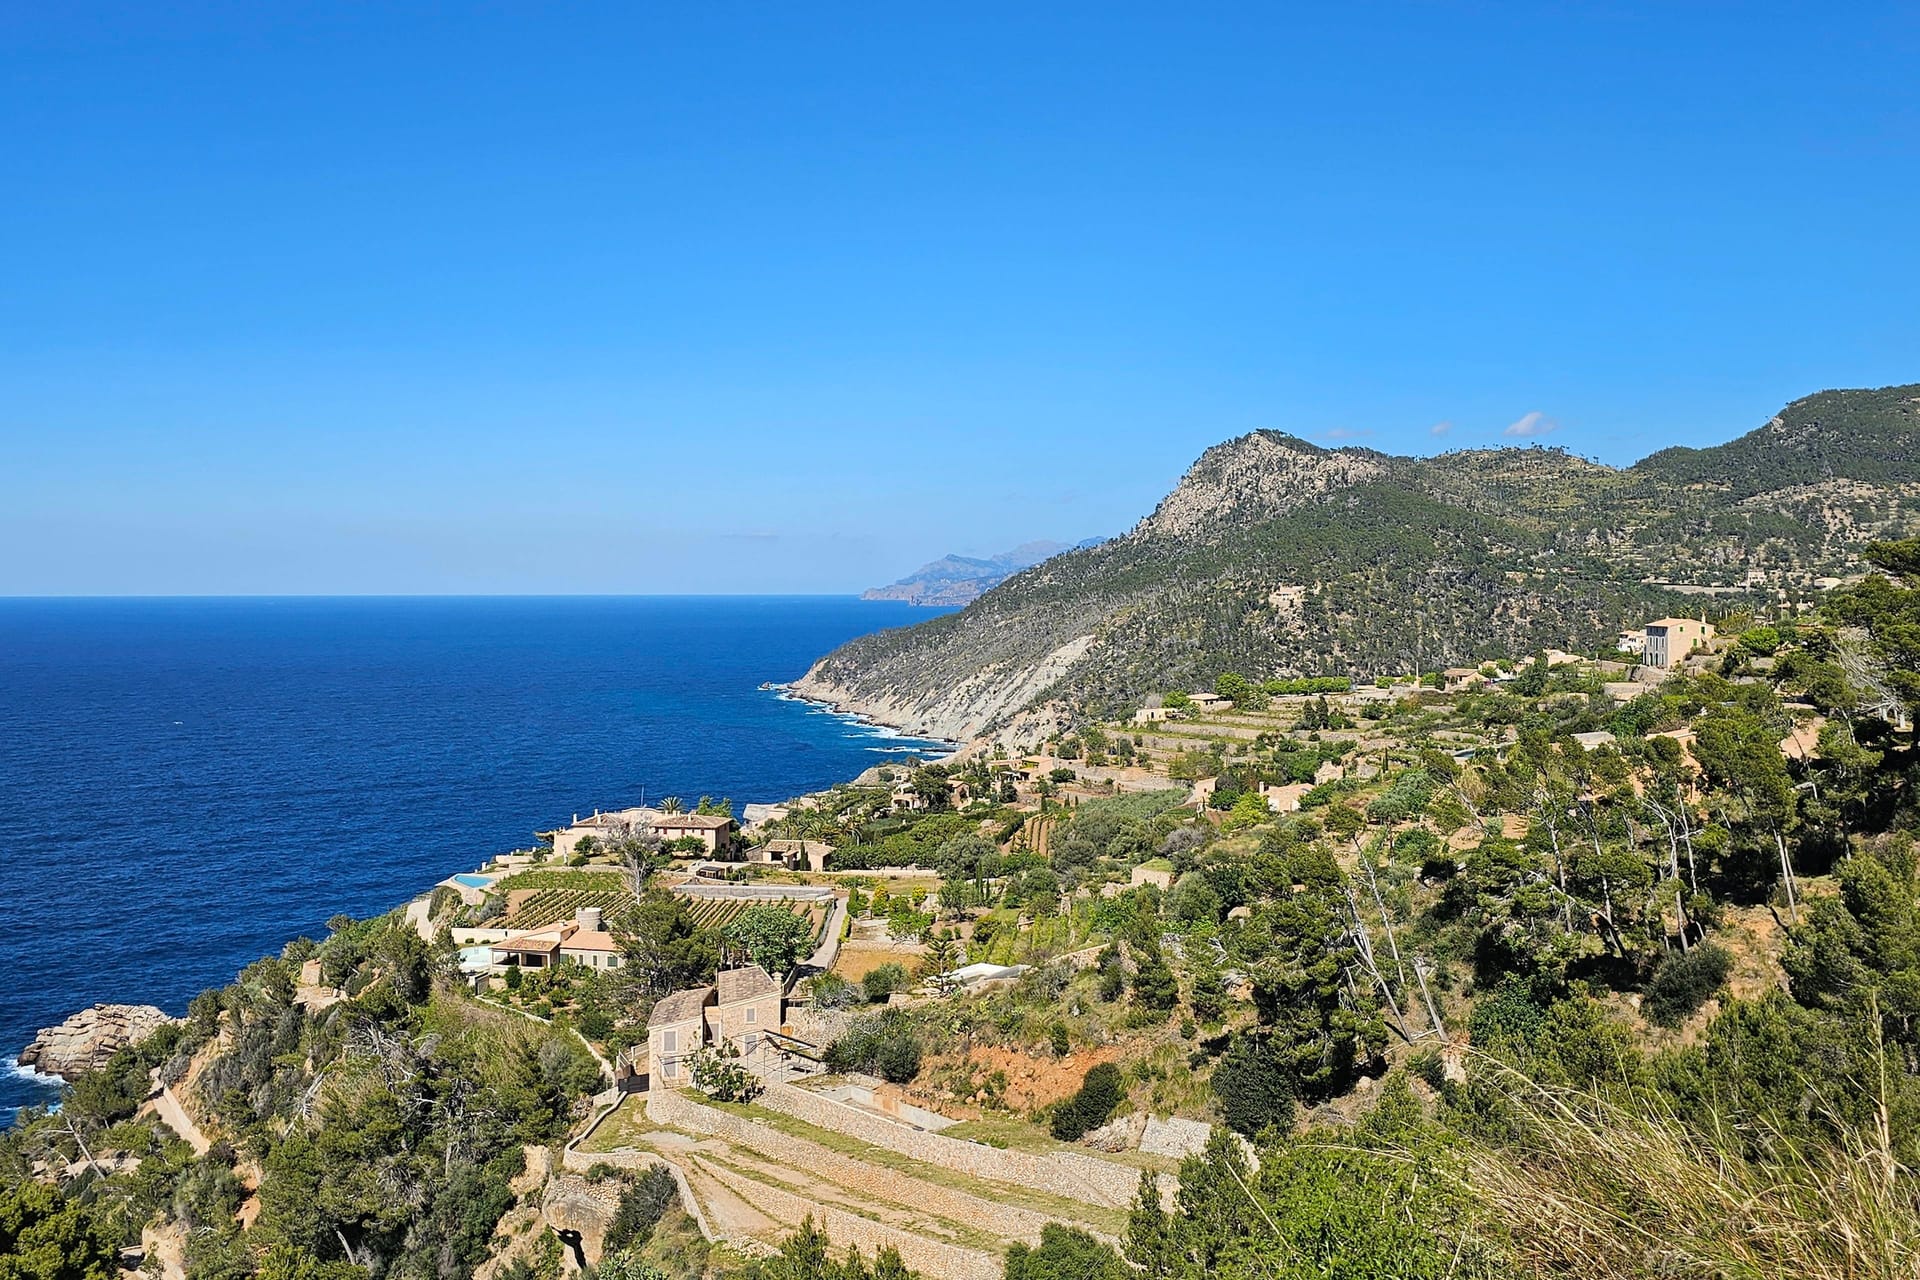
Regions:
[[1430, 420, 1453, 437], [1504, 410, 1559, 438], [1319, 426, 1373, 441]]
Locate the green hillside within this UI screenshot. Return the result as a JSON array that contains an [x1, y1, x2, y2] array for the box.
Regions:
[[798, 385, 1920, 739]]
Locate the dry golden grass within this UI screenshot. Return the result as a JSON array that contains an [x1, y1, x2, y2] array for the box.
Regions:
[[1459, 1057, 1920, 1280]]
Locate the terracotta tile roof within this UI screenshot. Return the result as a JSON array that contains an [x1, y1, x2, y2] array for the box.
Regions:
[[715, 965, 781, 1005], [649, 987, 712, 1027], [560, 930, 622, 954], [493, 929, 564, 955], [651, 813, 734, 829]]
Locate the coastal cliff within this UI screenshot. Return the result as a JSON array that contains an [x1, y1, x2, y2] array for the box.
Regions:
[[791, 631, 1097, 742]]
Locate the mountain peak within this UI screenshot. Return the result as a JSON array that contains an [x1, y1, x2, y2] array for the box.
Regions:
[[1134, 429, 1385, 539]]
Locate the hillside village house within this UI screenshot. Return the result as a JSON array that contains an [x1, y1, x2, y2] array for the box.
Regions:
[[646, 964, 785, 1085], [747, 838, 834, 871], [650, 812, 737, 852], [1260, 781, 1313, 813], [1643, 618, 1716, 669], [488, 906, 625, 972], [541, 808, 651, 858]]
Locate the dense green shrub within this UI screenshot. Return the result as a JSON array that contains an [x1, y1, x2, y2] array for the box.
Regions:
[[862, 962, 910, 1004], [1644, 943, 1733, 1027], [1131, 949, 1179, 1012], [602, 1164, 679, 1254], [1005, 1222, 1126, 1280], [1467, 982, 1548, 1050], [1210, 1033, 1296, 1137], [826, 1011, 925, 1084], [1050, 1062, 1124, 1140]]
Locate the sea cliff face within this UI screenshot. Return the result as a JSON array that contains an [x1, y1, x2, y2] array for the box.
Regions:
[[791, 630, 1096, 742]]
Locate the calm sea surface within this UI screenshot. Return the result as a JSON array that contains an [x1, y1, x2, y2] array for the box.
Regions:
[[0, 596, 950, 1121]]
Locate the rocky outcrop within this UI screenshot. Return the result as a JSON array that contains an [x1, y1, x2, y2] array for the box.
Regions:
[[1132, 432, 1382, 540], [541, 1173, 623, 1265], [19, 1003, 180, 1080]]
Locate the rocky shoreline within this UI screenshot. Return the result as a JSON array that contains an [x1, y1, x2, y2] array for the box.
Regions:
[[18, 1003, 181, 1081], [772, 677, 967, 753]]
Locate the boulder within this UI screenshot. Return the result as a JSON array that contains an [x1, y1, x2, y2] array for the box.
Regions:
[[1139, 1115, 1213, 1159], [541, 1173, 623, 1264], [19, 1003, 180, 1080]]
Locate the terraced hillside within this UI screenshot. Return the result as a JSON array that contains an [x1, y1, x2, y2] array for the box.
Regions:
[[571, 1083, 1150, 1279], [795, 384, 1920, 739]]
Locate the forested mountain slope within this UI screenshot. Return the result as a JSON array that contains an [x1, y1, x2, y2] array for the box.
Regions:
[[796, 384, 1920, 739]]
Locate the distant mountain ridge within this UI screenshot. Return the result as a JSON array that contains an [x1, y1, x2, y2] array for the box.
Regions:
[[861, 538, 1105, 606], [798, 383, 1920, 741]]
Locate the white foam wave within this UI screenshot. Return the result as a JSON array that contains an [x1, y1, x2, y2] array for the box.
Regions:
[[2, 1055, 59, 1087], [2, 1056, 63, 1125], [763, 682, 956, 752]]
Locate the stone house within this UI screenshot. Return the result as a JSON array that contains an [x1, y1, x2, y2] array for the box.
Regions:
[[650, 812, 737, 852], [747, 838, 835, 871], [1260, 781, 1313, 813], [645, 964, 787, 1086], [707, 965, 783, 1054], [1643, 618, 1715, 669], [646, 986, 711, 1086]]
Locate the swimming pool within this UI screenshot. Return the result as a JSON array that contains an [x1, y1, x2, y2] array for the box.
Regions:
[[457, 945, 496, 972], [451, 873, 495, 889]]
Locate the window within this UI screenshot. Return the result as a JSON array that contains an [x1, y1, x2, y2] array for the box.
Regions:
[[744, 1007, 756, 1025], [662, 1029, 677, 1053]]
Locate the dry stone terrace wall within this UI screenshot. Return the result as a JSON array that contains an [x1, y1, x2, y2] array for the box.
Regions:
[[758, 1081, 1142, 1209], [643, 1089, 1059, 1245], [693, 1154, 1002, 1280], [557, 1144, 721, 1248]]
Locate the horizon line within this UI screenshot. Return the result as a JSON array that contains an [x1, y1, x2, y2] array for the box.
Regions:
[[0, 592, 929, 602]]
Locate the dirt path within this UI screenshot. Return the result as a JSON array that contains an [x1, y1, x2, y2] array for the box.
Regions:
[[145, 1082, 211, 1156]]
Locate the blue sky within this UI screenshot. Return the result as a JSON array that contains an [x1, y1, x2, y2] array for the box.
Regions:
[[4, 4, 1917, 594]]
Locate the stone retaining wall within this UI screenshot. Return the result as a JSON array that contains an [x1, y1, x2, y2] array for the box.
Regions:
[[758, 1082, 1141, 1209], [692, 1154, 1001, 1280], [645, 1089, 1057, 1246]]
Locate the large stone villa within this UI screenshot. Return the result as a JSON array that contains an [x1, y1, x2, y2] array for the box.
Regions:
[[542, 806, 738, 856]]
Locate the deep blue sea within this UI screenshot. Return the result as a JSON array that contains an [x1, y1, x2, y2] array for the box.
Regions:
[[0, 596, 950, 1122]]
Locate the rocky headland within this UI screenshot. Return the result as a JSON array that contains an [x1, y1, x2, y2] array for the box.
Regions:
[[18, 1003, 180, 1080]]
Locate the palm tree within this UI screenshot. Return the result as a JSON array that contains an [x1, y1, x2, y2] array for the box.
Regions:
[[658, 796, 685, 815]]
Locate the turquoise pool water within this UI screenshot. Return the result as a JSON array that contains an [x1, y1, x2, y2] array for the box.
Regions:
[[452, 873, 494, 888]]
